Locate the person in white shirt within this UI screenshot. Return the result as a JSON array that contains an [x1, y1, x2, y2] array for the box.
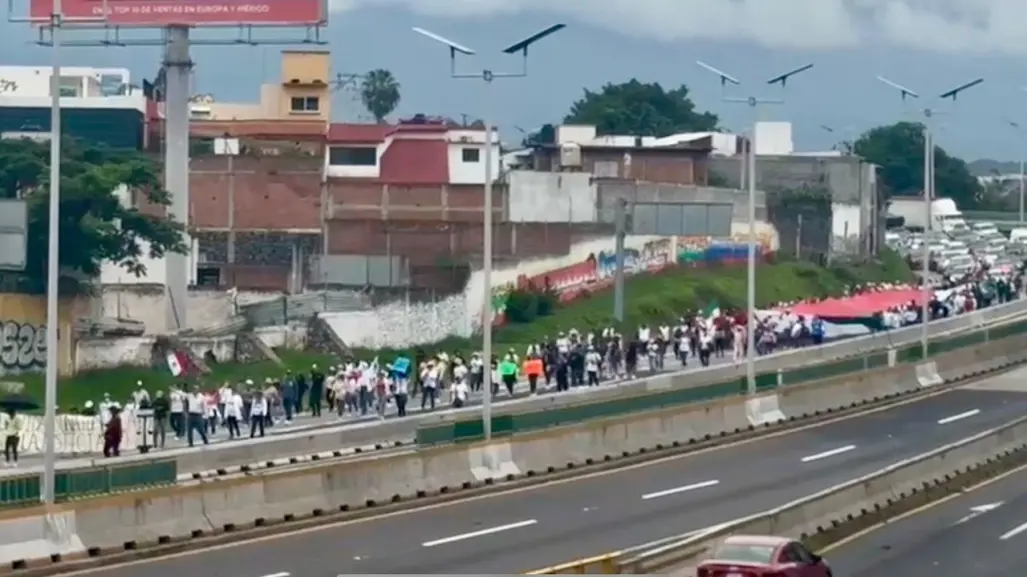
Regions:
[[98, 393, 114, 426], [421, 363, 438, 411], [451, 379, 470, 408], [392, 368, 410, 417], [131, 381, 150, 408], [185, 386, 209, 447], [217, 383, 232, 425], [249, 391, 268, 438], [2, 409, 22, 467], [223, 388, 243, 439], [169, 387, 185, 439], [585, 346, 602, 386], [469, 354, 484, 392]]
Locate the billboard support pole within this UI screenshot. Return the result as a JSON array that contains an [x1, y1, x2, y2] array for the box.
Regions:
[[163, 25, 192, 331]]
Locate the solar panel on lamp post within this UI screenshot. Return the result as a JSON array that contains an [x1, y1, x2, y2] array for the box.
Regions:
[[695, 60, 813, 396], [412, 24, 566, 442], [876, 75, 983, 358]]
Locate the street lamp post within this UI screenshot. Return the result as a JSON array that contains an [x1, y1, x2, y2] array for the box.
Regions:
[[413, 24, 566, 442], [1005, 119, 1025, 223], [696, 61, 813, 396], [876, 75, 983, 358]]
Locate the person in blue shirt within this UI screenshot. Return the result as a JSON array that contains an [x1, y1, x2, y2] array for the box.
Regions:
[[811, 316, 825, 345]]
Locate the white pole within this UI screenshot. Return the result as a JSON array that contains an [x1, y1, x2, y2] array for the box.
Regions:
[[42, 0, 63, 505], [920, 125, 931, 358], [746, 126, 757, 395], [481, 80, 494, 441], [1019, 155, 1025, 223]]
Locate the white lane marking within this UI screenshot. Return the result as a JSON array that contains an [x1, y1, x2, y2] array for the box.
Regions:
[[1000, 520, 1027, 540], [421, 519, 538, 547], [801, 445, 857, 463], [641, 479, 720, 500], [259, 573, 290, 577], [937, 409, 980, 425]]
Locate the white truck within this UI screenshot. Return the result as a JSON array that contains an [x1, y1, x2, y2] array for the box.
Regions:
[[889, 197, 968, 232]]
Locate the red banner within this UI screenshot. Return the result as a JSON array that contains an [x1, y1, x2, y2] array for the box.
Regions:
[[29, 0, 325, 27]]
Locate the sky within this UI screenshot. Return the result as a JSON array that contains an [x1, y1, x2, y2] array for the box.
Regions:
[[2, 0, 1027, 161]]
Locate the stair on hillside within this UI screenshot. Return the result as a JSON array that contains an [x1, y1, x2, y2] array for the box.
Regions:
[[307, 314, 351, 359]]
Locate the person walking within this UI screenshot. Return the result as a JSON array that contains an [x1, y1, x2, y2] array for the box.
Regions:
[[186, 386, 209, 447], [151, 390, 169, 449], [249, 391, 268, 438], [2, 409, 22, 467], [224, 387, 243, 439]]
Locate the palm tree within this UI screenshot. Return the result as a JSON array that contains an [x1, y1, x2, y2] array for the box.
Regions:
[[360, 69, 401, 124]]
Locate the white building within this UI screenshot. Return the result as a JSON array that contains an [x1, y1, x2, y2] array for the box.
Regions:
[[0, 65, 147, 149]]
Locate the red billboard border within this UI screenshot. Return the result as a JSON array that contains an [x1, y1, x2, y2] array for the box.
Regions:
[[28, 0, 326, 27]]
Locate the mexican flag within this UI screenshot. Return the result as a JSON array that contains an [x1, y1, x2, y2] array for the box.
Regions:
[[702, 301, 721, 330], [702, 301, 721, 319], [166, 350, 201, 377]]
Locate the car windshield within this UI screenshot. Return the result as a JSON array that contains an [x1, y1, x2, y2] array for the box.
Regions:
[[713, 543, 776, 564]]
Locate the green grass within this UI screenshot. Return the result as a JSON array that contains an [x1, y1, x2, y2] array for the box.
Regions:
[[19, 250, 912, 410], [348, 249, 915, 363], [20, 349, 335, 411]]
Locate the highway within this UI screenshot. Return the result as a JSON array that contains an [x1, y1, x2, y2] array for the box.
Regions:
[[829, 462, 1027, 574], [826, 452, 1027, 577], [74, 366, 1027, 577]]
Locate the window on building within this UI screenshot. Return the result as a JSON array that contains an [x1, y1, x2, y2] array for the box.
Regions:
[[329, 146, 377, 166], [461, 147, 480, 163], [290, 96, 320, 113]]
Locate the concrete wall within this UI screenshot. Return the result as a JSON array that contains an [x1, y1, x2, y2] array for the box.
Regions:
[[506, 171, 598, 223], [97, 286, 284, 334], [322, 223, 780, 350], [73, 325, 307, 372], [0, 293, 82, 377], [595, 180, 767, 223], [708, 155, 878, 257], [505, 171, 765, 225]]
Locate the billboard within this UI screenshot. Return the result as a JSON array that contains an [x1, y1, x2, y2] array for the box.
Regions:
[[29, 0, 326, 27]]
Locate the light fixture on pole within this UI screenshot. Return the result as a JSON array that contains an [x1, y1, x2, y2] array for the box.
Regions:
[[696, 60, 813, 396], [1005, 117, 1025, 223], [413, 23, 566, 442], [876, 75, 983, 359]]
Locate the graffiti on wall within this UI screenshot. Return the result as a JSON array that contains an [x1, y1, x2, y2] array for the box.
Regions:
[[676, 233, 776, 266], [489, 238, 679, 325], [0, 321, 46, 373]]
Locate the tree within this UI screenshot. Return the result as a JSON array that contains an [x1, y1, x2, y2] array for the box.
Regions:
[[0, 137, 188, 294], [360, 69, 401, 124], [852, 121, 981, 208], [564, 79, 718, 137]]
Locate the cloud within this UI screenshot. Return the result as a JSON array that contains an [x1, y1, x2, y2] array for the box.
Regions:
[[332, 0, 1027, 54]]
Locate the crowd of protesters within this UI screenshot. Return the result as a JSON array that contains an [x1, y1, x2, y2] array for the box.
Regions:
[[79, 264, 1025, 454]]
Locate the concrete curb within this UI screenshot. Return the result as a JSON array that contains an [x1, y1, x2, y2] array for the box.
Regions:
[[0, 355, 1017, 576], [178, 440, 408, 481]]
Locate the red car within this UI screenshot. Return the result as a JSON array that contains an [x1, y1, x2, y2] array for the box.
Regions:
[[696, 535, 832, 577]]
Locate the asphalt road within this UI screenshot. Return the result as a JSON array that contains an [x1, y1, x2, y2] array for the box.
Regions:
[[82, 366, 1027, 577], [826, 461, 1027, 577]]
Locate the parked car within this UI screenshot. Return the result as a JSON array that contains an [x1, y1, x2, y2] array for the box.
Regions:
[[696, 535, 832, 577]]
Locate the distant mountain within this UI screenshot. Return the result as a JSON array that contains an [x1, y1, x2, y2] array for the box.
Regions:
[[969, 159, 1020, 176]]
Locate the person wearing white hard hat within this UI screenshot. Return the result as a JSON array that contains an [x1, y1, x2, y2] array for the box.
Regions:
[[131, 381, 150, 408]]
